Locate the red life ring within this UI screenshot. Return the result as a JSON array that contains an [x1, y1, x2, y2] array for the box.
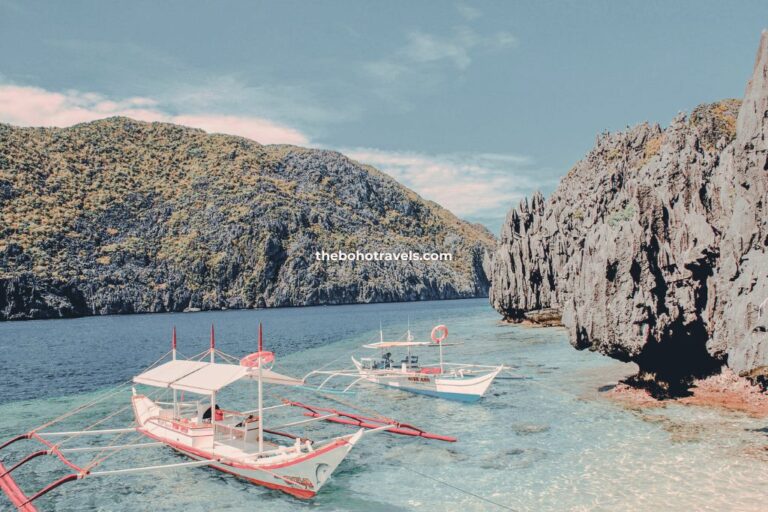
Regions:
[[240, 351, 275, 369], [431, 325, 448, 344]]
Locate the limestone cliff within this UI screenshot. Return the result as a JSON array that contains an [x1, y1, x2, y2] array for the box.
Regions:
[[490, 31, 768, 395], [0, 118, 494, 320]]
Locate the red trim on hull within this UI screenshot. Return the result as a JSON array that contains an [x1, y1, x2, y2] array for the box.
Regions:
[[212, 464, 316, 499], [137, 427, 347, 470], [135, 427, 345, 497]]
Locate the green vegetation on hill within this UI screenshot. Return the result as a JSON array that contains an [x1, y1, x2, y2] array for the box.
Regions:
[[0, 117, 494, 320]]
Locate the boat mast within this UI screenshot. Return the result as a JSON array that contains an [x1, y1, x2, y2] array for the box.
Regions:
[[406, 318, 412, 366], [172, 326, 177, 360], [407, 317, 412, 341], [172, 327, 178, 418], [257, 322, 264, 453], [439, 338, 444, 373], [210, 324, 216, 430], [210, 324, 215, 363]]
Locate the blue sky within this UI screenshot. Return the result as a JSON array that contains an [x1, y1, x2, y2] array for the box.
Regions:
[[1, 0, 766, 233]]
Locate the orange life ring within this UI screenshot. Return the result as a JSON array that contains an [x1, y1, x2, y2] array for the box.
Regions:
[[431, 325, 448, 344], [240, 351, 275, 369]]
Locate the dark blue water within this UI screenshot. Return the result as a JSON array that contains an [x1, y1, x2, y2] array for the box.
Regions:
[[0, 299, 483, 404]]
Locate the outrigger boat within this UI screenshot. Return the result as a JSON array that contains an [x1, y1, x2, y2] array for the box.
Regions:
[[304, 325, 505, 402], [0, 324, 455, 510]]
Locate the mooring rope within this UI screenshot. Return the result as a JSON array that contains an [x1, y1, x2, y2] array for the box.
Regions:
[[30, 350, 172, 434], [55, 402, 134, 448], [401, 466, 517, 511], [79, 388, 169, 472]]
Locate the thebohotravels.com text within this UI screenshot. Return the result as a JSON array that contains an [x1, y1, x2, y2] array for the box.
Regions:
[[315, 250, 453, 262]]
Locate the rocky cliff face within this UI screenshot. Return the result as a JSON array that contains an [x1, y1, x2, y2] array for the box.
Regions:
[[491, 31, 768, 395], [0, 118, 494, 320]]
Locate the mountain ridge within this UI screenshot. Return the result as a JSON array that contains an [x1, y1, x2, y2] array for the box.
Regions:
[[0, 117, 494, 320]]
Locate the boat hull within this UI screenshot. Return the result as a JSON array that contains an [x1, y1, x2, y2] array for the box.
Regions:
[[141, 430, 354, 499], [351, 359, 501, 402], [131, 395, 359, 499]]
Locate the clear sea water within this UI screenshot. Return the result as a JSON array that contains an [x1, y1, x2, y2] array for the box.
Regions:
[[1, 298, 767, 511]]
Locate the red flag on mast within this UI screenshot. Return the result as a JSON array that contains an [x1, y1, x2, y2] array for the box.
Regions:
[[258, 322, 263, 352], [172, 326, 177, 350], [210, 324, 215, 350]]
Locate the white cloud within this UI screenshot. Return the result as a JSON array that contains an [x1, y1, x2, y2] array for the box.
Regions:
[[0, 84, 310, 145], [404, 31, 474, 69], [456, 3, 482, 21], [367, 26, 516, 76], [163, 76, 358, 128], [0, 82, 547, 231], [364, 26, 517, 104], [344, 148, 540, 223]]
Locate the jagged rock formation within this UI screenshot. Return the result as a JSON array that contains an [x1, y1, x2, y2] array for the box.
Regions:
[[491, 30, 768, 395], [0, 118, 494, 320]]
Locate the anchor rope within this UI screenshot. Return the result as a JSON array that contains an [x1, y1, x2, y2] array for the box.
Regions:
[[80, 429, 138, 473], [81, 425, 150, 473], [401, 466, 518, 511], [30, 350, 172, 434], [311, 392, 394, 422], [79, 388, 171, 472], [310, 351, 353, 373], [213, 350, 241, 364]]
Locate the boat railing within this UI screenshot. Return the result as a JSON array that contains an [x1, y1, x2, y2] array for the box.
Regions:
[[441, 363, 508, 370], [300, 369, 366, 393], [214, 422, 247, 441], [212, 410, 262, 442], [218, 408, 255, 418], [156, 400, 199, 408]]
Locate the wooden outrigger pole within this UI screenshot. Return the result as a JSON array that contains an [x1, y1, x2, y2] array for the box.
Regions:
[[285, 401, 457, 442], [0, 426, 150, 512]]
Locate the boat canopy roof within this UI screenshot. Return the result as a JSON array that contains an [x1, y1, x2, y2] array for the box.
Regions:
[[133, 360, 302, 395], [133, 360, 208, 388]]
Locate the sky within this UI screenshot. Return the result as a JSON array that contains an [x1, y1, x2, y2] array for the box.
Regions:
[[1, 1, 766, 234]]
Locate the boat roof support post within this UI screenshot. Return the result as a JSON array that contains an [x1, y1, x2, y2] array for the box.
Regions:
[[210, 391, 216, 435], [210, 324, 216, 363], [257, 322, 264, 453], [172, 326, 177, 360], [172, 326, 178, 418]]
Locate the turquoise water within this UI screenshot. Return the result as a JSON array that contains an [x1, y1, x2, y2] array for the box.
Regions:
[[1, 299, 767, 511]]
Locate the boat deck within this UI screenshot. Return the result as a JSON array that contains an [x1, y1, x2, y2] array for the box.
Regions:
[[212, 437, 280, 462]]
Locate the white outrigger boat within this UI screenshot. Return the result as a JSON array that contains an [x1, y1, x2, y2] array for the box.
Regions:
[[304, 325, 505, 402], [0, 324, 454, 510]]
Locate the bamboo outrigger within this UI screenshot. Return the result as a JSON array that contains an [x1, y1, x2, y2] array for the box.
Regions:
[[0, 324, 455, 510]]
